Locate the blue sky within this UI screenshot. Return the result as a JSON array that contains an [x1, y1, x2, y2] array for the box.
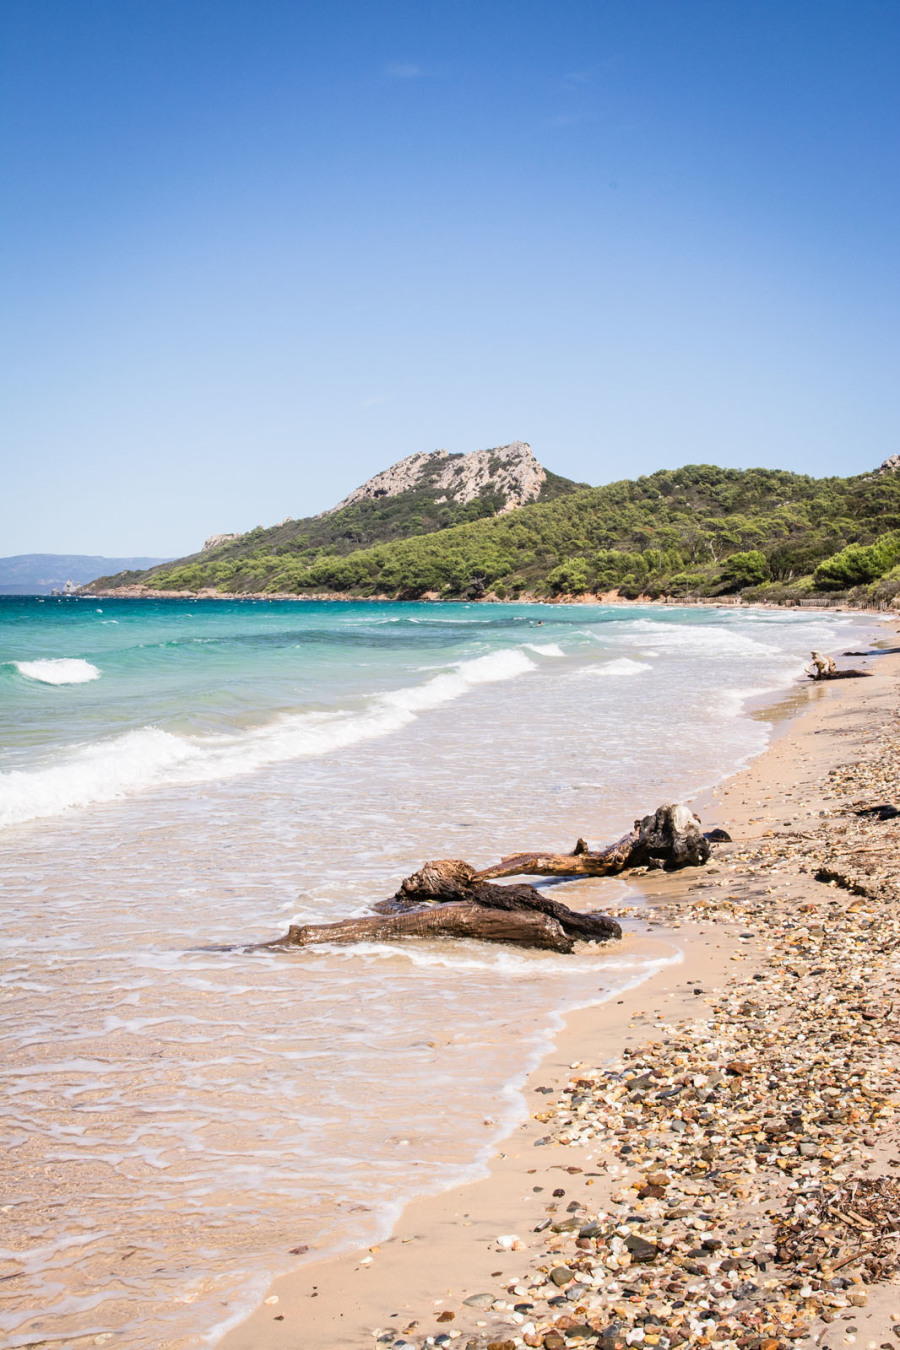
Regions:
[[2, 0, 898, 555]]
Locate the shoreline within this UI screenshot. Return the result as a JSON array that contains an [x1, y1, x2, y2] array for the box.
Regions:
[[75, 587, 889, 615], [216, 926, 735, 1350], [218, 626, 900, 1349]]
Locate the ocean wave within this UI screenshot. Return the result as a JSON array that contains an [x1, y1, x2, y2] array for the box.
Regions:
[[579, 657, 653, 678], [12, 659, 101, 686], [600, 619, 782, 658], [715, 664, 809, 717], [0, 648, 535, 828], [366, 615, 493, 626], [524, 642, 565, 656], [380, 647, 534, 714]]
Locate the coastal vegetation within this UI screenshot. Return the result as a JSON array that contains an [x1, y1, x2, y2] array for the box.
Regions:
[[90, 461, 900, 605]]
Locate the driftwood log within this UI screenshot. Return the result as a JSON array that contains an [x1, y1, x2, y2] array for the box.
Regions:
[[264, 803, 712, 955], [266, 903, 578, 953], [475, 803, 711, 880], [806, 650, 871, 681], [807, 669, 872, 681], [384, 864, 621, 941]]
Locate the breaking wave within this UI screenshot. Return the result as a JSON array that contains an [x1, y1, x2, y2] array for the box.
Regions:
[[524, 642, 565, 657], [613, 620, 780, 658], [12, 659, 101, 686], [0, 648, 535, 828], [582, 657, 653, 678]]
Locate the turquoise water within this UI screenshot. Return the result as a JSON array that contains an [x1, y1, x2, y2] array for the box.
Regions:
[[0, 597, 873, 1347], [0, 596, 871, 825]]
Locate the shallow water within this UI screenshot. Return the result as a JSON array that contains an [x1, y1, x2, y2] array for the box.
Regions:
[[0, 598, 871, 1346]]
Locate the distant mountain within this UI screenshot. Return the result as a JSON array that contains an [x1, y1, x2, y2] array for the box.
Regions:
[[85, 442, 584, 593], [0, 554, 172, 595]]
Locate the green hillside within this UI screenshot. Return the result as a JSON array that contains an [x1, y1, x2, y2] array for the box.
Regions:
[[91, 463, 900, 604], [89, 462, 582, 590]]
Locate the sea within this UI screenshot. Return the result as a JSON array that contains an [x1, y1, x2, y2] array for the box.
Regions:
[[0, 596, 874, 1347]]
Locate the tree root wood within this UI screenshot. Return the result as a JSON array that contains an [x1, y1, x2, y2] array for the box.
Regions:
[[807, 669, 872, 681], [260, 802, 713, 955], [385, 867, 621, 941], [264, 902, 575, 952], [474, 802, 711, 881]]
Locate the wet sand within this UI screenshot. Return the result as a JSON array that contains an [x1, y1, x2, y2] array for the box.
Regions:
[[220, 632, 900, 1350]]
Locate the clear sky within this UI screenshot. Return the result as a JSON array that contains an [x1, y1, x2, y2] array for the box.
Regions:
[[2, 0, 898, 556]]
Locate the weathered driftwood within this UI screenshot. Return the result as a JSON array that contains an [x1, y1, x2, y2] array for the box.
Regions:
[[806, 650, 871, 681], [262, 802, 711, 955], [806, 668, 872, 681], [264, 902, 575, 953], [475, 803, 710, 881], [386, 862, 621, 942]]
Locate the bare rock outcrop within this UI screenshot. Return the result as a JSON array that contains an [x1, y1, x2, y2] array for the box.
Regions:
[[203, 533, 241, 551], [320, 441, 547, 517]]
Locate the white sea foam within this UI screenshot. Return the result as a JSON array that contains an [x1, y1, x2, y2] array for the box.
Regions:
[[380, 647, 534, 714], [524, 642, 564, 656], [12, 658, 101, 686], [604, 619, 781, 658], [715, 664, 809, 717], [305, 940, 680, 979], [581, 657, 653, 678], [0, 647, 536, 828]]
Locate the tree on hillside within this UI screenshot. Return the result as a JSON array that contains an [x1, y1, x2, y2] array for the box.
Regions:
[[720, 550, 770, 590]]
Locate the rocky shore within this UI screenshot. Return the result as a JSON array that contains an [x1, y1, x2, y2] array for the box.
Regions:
[[221, 637, 900, 1350], [411, 660, 900, 1350], [451, 799, 900, 1350]]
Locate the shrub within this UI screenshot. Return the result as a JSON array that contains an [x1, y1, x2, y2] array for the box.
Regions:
[[666, 571, 706, 594], [813, 532, 900, 589], [720, 550, 770, 590], [548, 560, 591, 594]]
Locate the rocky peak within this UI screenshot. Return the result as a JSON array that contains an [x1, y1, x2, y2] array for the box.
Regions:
[[876, 454, 900, 475], [203, 532, 241, 551], [320, 441, 547, 516]]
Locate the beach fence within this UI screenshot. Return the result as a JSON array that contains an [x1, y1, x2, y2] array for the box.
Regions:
[[793, 597, 893, 611]]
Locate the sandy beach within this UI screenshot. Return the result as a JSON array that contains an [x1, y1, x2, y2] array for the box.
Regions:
[[219, 625, 900, 1350]]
